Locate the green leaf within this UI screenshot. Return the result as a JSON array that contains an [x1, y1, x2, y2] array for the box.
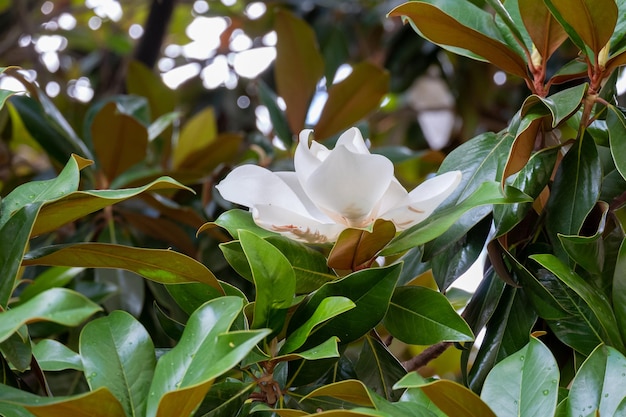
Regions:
[[543, 0, 617, 56], [0, 288, 101, 344], [91, 101, 148, 182], [381, 181, 531, 256], [481, 337, 559, 417], [274, 9, 324, 134], [22, 243, 224, 292], [18, 266, 85, 304], [613, 238, 626, 342], [389, 1, 528, 78], [521, 83, 587, 128], [314, 62, 389, 141], [31, 176, 193, 236], [80, 311, 155, 417], [204, 209, 279, 239], [8, 95, 93, 165], [418, 379, 497, 417], [0, 385, 126, 417], [355, 335, 407, 402], [424, 130, 515, 256], [558, 219, 606, 277], [567, 345, 626, 417], [328, 219, 396, 271], [266, 236, 335, 294], [302, 379, 375, 407], [494, 146, 558, 236], [545, 132, 601, 261], [32, 339, 83, 372], [0, 203, 42, 307], [147, 111, 180, 142], [467, 286, 537, 392], [531, 254, 624, 350], [126, 60, 176, 122], [279, 297, 355, 354], [0, 327, 31, 372], [508, 252, 602, 355], [384, 286, 473, 344], [146, 296, 270, 417], [275, 337, 341, 363], [607, 105, 626, 182], [193, 379, 255, 417], [0, 154, 89, 229], [239, 230, 296, 333], [288, 264, 401, 348]]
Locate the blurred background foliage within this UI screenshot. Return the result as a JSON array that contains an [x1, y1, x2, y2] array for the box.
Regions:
[[1, 0, 621, 383]]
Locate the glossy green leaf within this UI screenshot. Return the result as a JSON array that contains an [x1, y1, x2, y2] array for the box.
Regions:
[[8, 95, 93, 165], [543, 0, 617, 56], [274, 9, 324, 134], [467, 286, 537, 392], [18, 266, 85, 304], [166, 282, 226, 316], [481, 337, 559, 417], [302, 380, 375, 407], [0, 154, 89, 229], [558, 225, 606, 277], [280, 297, 354, 354], [488, 0, 531, 55], [0, 203, 42, 307], [0, 89, 16, 110], [545, 132, 601, 261], [95, 267, 144, 317], [239, 230, 295, 333], [91, 101, 148, 182], [384, 286, 473, 344], [193, 379, 255, 417], [521, 83, 587, 128], [0, 403, 35, 417], [22, 243, 224, 292], [288, 264, 401, 348], [80, 311, 155, 417], [568, 345, 626, 417], [0, 327, 31, 372], [418, 379, 497, 417], [146, 296, 270, 417], [355, 335, 406, 402], [31, 176, 192, 236], [2, 387, 126, 417], [204, 208, 278, 239], [0, 288, 101, 344], [275, 337, 341, 363], [315, 62, 389, 140], [381, 181, 531, 256], [32, 339, 83, 372], [423, 130, 515, 256], [389, 2, 528, 78], [328, 219, 396, 271], [511, 254, 602, 355], [494, 146, 558, 236], [607, 105, 626, 182], [147, 111, 180, 142], [266, 236, 335, 294], [519, 0, 568, 59], [531, 254, 624, 349], [613, 238, 626, 341]]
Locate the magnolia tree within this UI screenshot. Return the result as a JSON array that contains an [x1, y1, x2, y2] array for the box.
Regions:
[[1, 0, 626, 416]]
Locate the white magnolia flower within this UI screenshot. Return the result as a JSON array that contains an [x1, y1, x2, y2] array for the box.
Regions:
[[216, 127, 462, 243]]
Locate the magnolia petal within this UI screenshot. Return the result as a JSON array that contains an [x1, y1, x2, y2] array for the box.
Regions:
[[381, 171, 462, 229], [216, 165, 310, 216], [375, 179, 409, 216], [304, 145, 394, 227], [252, 204, 346, 243], [334, 127, 370, 154], [294, 130, 330, 183], [275, 172, 333, 223]]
